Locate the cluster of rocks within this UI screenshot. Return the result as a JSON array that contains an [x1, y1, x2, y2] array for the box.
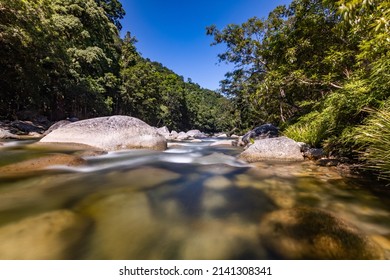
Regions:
[[156, 127, 208, 141], [1, 115, 330, 164], [0, 119, 49, 139]]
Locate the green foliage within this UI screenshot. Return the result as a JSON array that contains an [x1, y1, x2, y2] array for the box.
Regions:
[[353, 103, 390, 182], [94, 0, 125, 30], [284, 111, 331, 147], [0, 0, 121, 120], [208, 0, 390, 180], [0, 0, 234, 132]]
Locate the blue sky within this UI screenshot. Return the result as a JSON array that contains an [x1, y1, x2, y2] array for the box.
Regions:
[[120, 0, 292, 90]]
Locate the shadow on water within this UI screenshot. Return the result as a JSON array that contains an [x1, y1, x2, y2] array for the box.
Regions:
[[145, 162, 277, 222]]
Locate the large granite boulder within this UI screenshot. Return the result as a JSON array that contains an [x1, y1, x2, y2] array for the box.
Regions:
[[239, 136, 304, 162], [40, 116, 167, 151], [258, 207, 384, 259], [43, 120, 72, 136]]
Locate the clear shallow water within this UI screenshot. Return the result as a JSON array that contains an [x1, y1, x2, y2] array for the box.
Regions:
[[0, 139, 389, 259]]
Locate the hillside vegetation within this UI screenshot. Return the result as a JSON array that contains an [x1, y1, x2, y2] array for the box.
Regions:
[[207, 0, 389, 180], [0, 0, 233, 132]]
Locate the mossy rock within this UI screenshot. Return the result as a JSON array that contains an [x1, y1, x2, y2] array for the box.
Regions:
[[258, 207, 384, 259]]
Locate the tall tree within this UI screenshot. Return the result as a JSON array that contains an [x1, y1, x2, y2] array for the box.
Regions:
[[0, 0, 122, 120], [207, 0, 347, 130], [94, 0, 125, 30]]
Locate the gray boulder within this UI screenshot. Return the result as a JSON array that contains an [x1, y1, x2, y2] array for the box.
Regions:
[[156, 126, 170, 139], [40, 115, 167, 151], [186, 129, 201, 137], [217, 133, 228, 138], [242, 124, 279, 144], [238, 136, 304, 162], [176, 131, 190, 140], [10, 120, 45, 134], [169, 130, 179, 140], [0, 128, 19, 139], [187, 129, 207, 138], [304, 148, 324, 160], [43, 120, 72, 136]]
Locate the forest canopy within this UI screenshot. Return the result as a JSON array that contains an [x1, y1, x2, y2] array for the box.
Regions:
[[0, 0, 232, 132]]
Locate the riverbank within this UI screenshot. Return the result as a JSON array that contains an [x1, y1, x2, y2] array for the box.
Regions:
[[0, 117, 384, 181]]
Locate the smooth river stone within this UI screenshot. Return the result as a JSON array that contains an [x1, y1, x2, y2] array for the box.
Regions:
[[203, 176, 232, 190], [0, 153, 85, 178], [0, 210, 90, 259], [179, 220, 266, 259], [258, 207, 384, 259], [209, 140, 234, 147], [239, 136, 304, 162], [104, 166, 180, 190], [78, 192, 171, 259], [0, 128, 19, 139]]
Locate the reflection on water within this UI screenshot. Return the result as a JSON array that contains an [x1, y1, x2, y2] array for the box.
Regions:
[[0, 139, 389, 259]]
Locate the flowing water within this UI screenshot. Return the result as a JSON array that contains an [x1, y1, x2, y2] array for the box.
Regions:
[[0, 139, 389, 259]]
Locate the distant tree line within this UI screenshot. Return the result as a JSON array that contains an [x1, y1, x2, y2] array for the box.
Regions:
[[0, 0, 234, 132]]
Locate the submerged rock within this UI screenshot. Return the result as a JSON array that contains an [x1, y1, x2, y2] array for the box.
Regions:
[[40, 115, 167, 151], [239, 136, 304, 162], [0, 210, 90, 259], [0, 153, 85, 178], [258, 207, 384, 259], [179, 220, 265, 259], [78, 192, 168, 259]]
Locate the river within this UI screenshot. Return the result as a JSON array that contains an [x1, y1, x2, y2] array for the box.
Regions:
[[0, 139, 389, 259]]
